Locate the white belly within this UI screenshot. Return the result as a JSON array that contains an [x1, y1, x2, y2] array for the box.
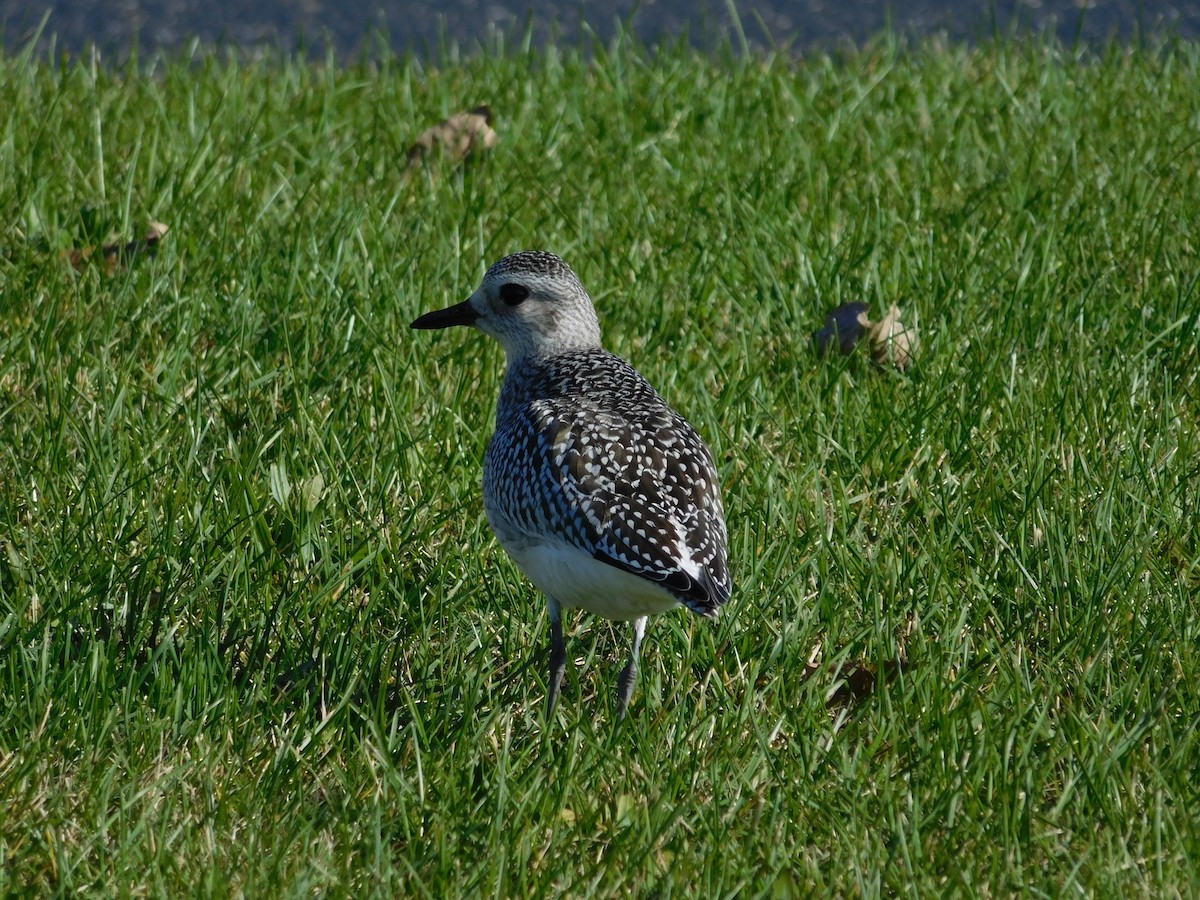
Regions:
[[499, 537, 681, 622]]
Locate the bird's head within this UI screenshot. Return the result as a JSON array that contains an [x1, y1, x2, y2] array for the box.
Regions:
[[411, 250, 603, 362]]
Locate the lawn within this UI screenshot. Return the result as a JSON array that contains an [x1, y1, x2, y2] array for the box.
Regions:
[[1, 27, 1198, 896]]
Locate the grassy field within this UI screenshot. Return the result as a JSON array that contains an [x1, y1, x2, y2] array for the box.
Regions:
[[1, 28, 1198, 896]]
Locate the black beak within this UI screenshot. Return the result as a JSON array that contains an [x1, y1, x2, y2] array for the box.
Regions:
[[411, 299, 479, 330]]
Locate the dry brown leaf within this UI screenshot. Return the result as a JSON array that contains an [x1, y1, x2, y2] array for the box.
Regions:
[[406, 105, 498, 169], [65, 222, 169, 274], [813, 301, 871, 357], [826, 658, 904, 707], [798, 646, 905, 708], [868, 303, 917, 370]]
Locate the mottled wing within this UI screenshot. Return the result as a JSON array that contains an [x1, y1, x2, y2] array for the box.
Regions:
[[537, 401, 731, 616]]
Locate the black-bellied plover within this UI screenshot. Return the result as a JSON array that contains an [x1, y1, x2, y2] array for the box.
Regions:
[[412, 250, 731, 718]]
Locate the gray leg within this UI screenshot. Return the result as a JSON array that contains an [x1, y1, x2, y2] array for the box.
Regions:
[[616, 616, 647, 719], [546, 597, 566, 717]]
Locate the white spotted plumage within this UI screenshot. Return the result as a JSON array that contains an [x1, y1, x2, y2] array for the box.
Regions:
[[412, 250, 731, 717]]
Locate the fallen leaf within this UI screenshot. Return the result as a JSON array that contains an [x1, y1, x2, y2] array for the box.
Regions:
[[65, 221, 169, 274], [406, 105, 498, 169], [813, 301, 871, 357], [826, 658, 903, 707], [868, 303, 917, 370], [300, 472, 325, 513]]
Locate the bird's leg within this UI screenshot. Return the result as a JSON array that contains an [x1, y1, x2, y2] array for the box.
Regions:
[[616, 616, 647, 719], [546, 597, 566, 718]]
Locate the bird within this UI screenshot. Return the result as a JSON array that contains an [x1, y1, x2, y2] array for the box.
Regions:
[[411, 250, 731, 718]]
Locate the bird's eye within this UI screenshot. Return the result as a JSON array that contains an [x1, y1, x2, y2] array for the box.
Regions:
[[499, 283, 530, 306]]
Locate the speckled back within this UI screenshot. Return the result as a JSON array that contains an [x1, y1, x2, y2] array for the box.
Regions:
[[483, 347, 731, 616]]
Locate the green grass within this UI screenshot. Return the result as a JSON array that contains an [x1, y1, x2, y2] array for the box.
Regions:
[[1, 29, 1199, 896]]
